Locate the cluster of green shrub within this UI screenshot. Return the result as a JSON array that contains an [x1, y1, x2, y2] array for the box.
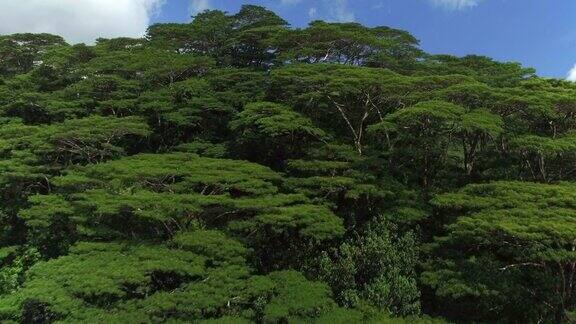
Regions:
[[0, 5, 575, 323]]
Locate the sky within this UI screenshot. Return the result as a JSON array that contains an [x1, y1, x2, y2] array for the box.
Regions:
[[0, 0, 574, 80]]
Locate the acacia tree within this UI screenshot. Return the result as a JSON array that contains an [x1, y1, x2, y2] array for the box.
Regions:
[[0, 33, 67, 76], [371, 100, 464, 188], [424, 181, 576, 323], [270, 64, 413, 154], [275, 21, 422, 69], [511, 133, 576, 182], [458, 108, 503, 177], [229, 101, 325, 165], [418, 54, 535, 87]]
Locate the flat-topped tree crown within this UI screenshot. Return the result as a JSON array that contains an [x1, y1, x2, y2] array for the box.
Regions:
[[425, 181, 576, 322]]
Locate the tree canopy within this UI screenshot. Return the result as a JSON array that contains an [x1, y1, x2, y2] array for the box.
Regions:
[[0, 4, 573, 323]]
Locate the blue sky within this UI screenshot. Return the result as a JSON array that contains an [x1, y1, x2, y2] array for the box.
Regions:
[[0, 0, 573, 79], [152, 0, 576, 79]]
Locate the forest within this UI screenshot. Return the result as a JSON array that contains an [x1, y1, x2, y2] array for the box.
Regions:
[[0, 4, 574, 323]]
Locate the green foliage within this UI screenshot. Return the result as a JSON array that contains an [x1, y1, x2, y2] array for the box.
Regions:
[[0, 5, 571, 324], [276, 21, 422, 70], [84, 48, 214, 88], [18, 153, 344, 267], [0, 33, 67, 76], [230, 102, 325, 164], [0, 240, 370, 323], [0, 247, 40, 296], [419, 54, 535, 87], [374, 100, 464, 187], [424, 181, 576, 322], [320, 220, 420, 316]]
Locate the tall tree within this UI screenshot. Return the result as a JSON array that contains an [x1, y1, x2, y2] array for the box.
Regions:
[[424, 181, 576, 323]]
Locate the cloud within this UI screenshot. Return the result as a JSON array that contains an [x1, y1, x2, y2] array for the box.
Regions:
[[0, 0, 165, 44], [308, 7, 318, 18], [429, 0, 482, 10], [567, 64, 576, 82], [190, 0, 211, 15], [326, 0, 355, 22]]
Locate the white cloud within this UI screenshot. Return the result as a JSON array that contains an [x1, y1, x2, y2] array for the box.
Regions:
[[567, 64, 576, 82], [190, 0, 211, 15], [0, 0, 165, 44], [429, 0, 482, 10], [308, 7, 318, 18], [326, 0, 355, 22]]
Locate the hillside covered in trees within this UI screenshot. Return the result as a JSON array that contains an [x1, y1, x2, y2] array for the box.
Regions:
[[0, 4, 575, 323]]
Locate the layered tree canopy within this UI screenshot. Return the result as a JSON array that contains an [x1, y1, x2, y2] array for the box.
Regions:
[[0, 4, 574, 324]]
